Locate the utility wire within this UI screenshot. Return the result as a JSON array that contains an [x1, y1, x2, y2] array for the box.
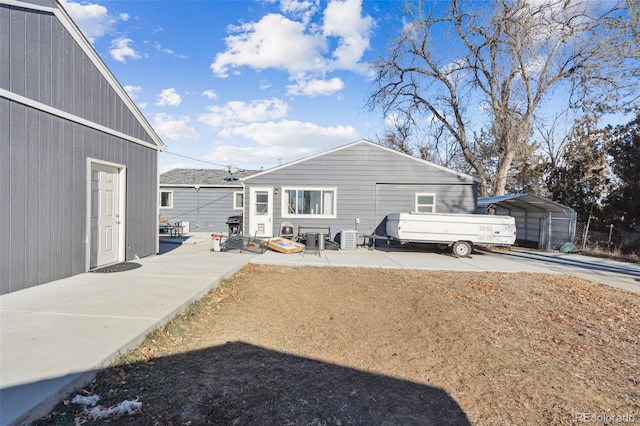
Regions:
[[162, 150, 229, 168]]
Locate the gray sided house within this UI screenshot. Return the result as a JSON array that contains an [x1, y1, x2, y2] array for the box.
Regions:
[[477, 194, 577, 251], [241, 140, 481, 241], [159, 168, 257, 233], [0, 0, 165, 295]]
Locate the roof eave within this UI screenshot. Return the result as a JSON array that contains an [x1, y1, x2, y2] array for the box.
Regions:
[[244, 139, 482, 183]]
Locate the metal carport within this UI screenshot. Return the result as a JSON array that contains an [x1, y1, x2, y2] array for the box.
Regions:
[[477, 194, 577, 251]]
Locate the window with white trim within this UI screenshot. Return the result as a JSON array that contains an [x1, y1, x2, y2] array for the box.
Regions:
[[233, 191, 244, 210], [415, 193, 435, 213], [160, 190, 173, 208], [282, 188, 336, 218]]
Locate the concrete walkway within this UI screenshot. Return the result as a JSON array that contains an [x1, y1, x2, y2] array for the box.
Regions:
[[2, 235, 638, 425], [0, 234, 256, 426], [252, 245, 640, 294]]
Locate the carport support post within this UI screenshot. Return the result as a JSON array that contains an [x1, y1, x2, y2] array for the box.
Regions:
[[546, 212, 552, 251]]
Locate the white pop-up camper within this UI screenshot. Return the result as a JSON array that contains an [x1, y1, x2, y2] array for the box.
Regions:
[[386, 212, 517, 257]]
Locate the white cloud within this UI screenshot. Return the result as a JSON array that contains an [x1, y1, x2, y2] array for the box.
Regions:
[[147, 41, 186, 58], [516, 0, 594, 46], [155, 88, 182, 107], [202, 89, 218, 100], [119, 13, 130, 21], [199, 98, 289, 127], [478, 101, 492, 114], [441, 58, 469, 85], [211, 13, 326, 78], [259, 79, 272, 90], [525, 55, 546, 75], [203, 145, 278, 170], [218, 120, 357, 148], [153, 42, 174, 55], [279, 0, 319, 24], [124, 85, 142, 100], [384, 112, 399, 127], [124, 85, 147, 109], [60, 0, 115, 43], [286, 77, 344, 96], [152, 113, 200, 141], [210, 0, 372, 96], [110, 37, 140, 62], [204, 120, 358, 168], [322, 0, 373, 72]]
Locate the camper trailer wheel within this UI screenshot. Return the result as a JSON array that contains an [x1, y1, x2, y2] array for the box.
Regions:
[[452, 241, 472, 257]]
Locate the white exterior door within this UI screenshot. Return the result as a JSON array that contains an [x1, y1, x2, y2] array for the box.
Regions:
[[249, 187, 273, 237], [90, 164, 121, 268]]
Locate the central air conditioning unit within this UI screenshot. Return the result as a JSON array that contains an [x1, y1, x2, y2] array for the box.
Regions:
[[340, 229, 357, 250]]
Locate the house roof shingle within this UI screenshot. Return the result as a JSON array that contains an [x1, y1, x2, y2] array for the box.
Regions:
[[160, 168, 258, 186]]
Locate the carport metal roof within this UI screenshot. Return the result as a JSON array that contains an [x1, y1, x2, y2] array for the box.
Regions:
[[478, 194, 575, 215]]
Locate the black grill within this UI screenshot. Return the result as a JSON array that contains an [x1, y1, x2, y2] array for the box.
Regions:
[[226, 215, 242, 236]]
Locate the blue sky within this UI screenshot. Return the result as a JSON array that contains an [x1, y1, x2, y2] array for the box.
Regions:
[[61, 0, 403, 173], [61, 0, 636, 176]]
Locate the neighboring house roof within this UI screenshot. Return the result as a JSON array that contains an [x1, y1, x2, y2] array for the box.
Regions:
[[478, 194, 576, 215], [0, 0, 165, 151], [160, 168, 258, 187], [244, 139, 482, 183]]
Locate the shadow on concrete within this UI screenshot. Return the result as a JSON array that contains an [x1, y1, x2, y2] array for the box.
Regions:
[[372, 241, 456, 256], [27, 342, 470, 425], [157, 235, 208, 255], [157, 241, 183, 255], [1, 371, 97, 426]]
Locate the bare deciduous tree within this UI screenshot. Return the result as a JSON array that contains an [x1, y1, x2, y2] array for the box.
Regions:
[[378, 114, 415, 156], [368, 0, 638, 196]]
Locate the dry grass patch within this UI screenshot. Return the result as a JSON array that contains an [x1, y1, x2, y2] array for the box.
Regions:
[[36, 265, 639, 425]]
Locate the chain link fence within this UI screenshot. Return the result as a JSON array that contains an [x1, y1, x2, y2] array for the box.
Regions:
[[575, 222, 639, 254]]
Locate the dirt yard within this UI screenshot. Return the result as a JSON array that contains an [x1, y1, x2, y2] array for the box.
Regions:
[[38, 265, 639, 425]]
